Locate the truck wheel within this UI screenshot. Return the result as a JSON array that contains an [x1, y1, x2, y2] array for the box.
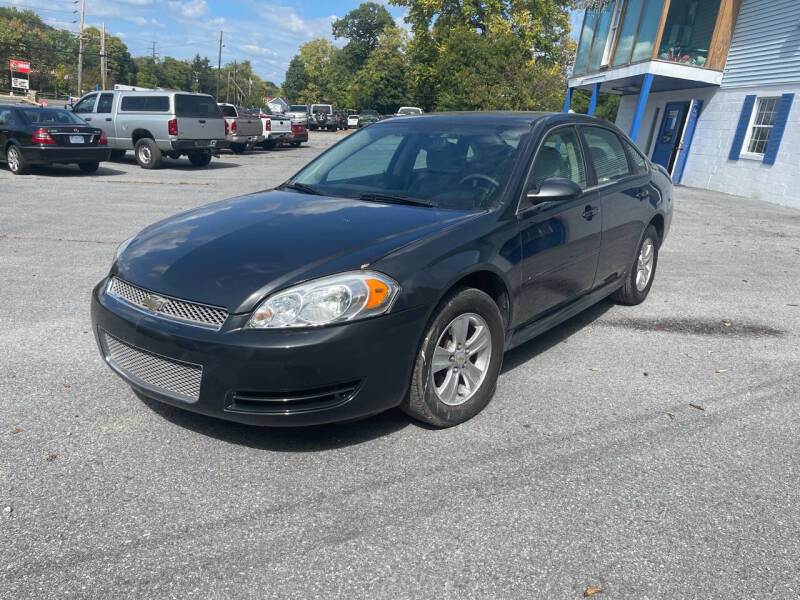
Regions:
[[109, 150, 126, 161], [6, 144, 29, 175], [78, 161, 99, 173], [230, 143, 246, 154], [187, 151, 212, 167], [134, 138, 162, 169], [291, 141, 301, 148], [262, 140, 275, 150]]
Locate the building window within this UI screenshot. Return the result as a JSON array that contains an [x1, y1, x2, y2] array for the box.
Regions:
[[743, 97, 781, 157], [657, 0, 722, 67]]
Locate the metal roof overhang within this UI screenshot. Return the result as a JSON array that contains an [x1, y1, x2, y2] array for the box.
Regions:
[[568, 60, 723, 95]]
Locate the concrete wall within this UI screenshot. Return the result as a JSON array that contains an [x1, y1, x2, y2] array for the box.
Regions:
[[616, 84, 800, 209]]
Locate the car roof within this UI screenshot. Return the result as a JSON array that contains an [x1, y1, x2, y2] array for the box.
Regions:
[[375, 111, 615, 129]]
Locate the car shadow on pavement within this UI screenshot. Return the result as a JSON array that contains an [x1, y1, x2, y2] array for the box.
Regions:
[[501, 299, 614, 374], [137, 393, 411, 452], [11, 164, 127, 177], [110, 156, 241, 170]]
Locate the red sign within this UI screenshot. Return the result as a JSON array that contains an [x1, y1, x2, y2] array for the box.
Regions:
[[9, 60, 31, 74]]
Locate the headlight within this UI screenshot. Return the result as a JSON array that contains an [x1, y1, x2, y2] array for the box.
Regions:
[[248, 271, 399, 329]]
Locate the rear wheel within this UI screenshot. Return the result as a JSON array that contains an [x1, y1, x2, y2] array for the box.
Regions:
[[134, 138, 162, 169], [262, 140, 275, 150], [611, 224, 660, 305], [78, 161, 99, 173], [6, 144, 28, 175], [402, 288, 504, 427], [291, 141, 301, 147], [230, 143, 246, 154], [187, 151, 212, 167]]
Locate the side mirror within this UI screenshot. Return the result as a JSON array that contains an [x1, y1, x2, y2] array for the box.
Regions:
[[525, 177, 582, 205]]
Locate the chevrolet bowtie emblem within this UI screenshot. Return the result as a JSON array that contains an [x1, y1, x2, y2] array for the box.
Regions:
[[142, 294, 168, 312]]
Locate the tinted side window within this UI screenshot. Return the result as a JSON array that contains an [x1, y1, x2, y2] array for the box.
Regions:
[[0, 109, 11, 125], [528, 127, 587, 189], [327, 134, 403, 182], [582, 127, 631, 184], [120, 96, 170, 112], [624, 139, 649, 174], [73, 94, 96, 114], [175, 95, 222, 118], [96, 93, 114, 113], [220, 105, 237, 117]]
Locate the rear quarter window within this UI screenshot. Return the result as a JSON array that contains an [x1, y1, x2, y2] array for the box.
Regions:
[[120, 96, 170, 112], [219, 105, 238, 117], [176, 95, 223, 118]]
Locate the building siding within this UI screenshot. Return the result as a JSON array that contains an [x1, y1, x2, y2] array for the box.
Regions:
[[721, 0, 800, 87]]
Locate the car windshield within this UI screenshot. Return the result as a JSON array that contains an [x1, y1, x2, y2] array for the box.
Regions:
[[361, 111, 378, 117], [398, 108, 422, 115], [19, 107, 86, 125], [289, 105, 307, 112], [311, 105, 331, 114], [290, 121, 529, 210]]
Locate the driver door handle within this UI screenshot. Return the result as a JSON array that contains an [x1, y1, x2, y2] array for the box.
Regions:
[[84, 117, 92, 121], [582, 205, 599, 221], [104, 117, 112, 121]]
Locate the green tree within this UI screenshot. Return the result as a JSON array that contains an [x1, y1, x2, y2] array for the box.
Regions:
[[332, 2, 396, 71], [349, 28, 408, 113], [282, 56, 309, 103]]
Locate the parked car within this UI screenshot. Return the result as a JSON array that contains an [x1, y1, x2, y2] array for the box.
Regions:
[[289, 121, 308, 147], [71, 89, 226, 169], [347, 114, 360, 129], [335, 109, 348, 130], [218, 103, 264, 153], [0, 104, 111, 174], [91, 112, 672, 428], [244, 108, 292, 149], [285, 104, 309, 126], [309, 104, 337, 131], [396, 106, 424, 117], [358, 110, 380, 127]]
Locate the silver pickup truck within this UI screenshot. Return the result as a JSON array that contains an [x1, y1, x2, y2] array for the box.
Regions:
[[218, 104, 264, 154], [71, 89, 227, 169], [245, 108, 292, 149]]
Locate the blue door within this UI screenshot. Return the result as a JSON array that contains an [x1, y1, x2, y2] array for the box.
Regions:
[[651, 101, 689, 174], [672, 99, 703, 184]]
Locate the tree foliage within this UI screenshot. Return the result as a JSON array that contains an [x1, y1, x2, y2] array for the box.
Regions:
[[332, 2, 396, 71]]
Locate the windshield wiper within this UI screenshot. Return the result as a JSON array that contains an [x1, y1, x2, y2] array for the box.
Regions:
[[359, 192, 435, 208], [282, 182, 322, 195]]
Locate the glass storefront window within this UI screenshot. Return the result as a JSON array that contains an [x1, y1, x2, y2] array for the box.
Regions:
[[612, 0, 644, 67], [657, 0, 722, 67], [574, 9, 598, 75], [587, 3, 616, 72], [632, 0, 665, 62]]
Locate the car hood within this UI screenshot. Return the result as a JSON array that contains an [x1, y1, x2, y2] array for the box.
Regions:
[[114, 190, 474, 313]]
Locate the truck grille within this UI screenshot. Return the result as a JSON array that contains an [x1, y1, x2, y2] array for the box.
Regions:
[[100, 331, 202, 402], [107, 277, 228, 330]]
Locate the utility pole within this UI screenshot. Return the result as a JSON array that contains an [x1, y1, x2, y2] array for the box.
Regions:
[[76, 0, 85, 95], [233, 60, 237, 104], [225, 70, 230, 103], [100, 22, 106, 89], [151, 41, 157, 61], [216, 30, 223, 100]]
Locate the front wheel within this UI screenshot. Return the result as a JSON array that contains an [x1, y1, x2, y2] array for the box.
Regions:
[[187, 151, 212, 167], [402, 288, 505, 427], [6, 144, 28, 175], [230, 143, 246, 154], [611, 224, 660, 305], [78, 161, 99, 173]]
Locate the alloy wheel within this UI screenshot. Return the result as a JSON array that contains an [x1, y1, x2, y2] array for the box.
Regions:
[[430, 313, 492, 406], [636, 237, 655, 291], [7, 146, 20, 172]]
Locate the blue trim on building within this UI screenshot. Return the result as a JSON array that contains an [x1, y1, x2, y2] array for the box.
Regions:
[[563, 87, 573, 113], [763, 93, 794, 165], [629, 74, 654, 142], [673, 100, 703, 184], [729, 95, 756, 160], [588, 83, 600, 116]]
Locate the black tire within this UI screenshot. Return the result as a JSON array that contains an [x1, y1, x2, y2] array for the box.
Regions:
[[230, 143, 246, 154], [402, 287, 505, 427], [262, 140, 275, 150], [611, 224, 660, 305], [187, 151, 212, 167], [134, 137, 162, 169], [291, 141, 301, 147], [78, 161, 99, 173], [6, 144, 28, 175], [167, 151, 181, 160], [109, 150, 126, 161]]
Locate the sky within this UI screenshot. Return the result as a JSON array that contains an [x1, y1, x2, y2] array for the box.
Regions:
[[5, 0, 584, 86]]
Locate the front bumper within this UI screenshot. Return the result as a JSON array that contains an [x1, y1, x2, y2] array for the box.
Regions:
[[91, 279, 427, 426], [21, 146, 111, 164]]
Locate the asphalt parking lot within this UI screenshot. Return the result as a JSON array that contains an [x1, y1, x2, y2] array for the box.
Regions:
[[2, 130, 799, 599]]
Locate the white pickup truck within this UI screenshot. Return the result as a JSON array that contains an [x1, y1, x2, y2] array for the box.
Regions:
[[218, 103, 264, 153], [245, 108, 292, 149]]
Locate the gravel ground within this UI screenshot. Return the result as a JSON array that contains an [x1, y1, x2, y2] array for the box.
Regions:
[[1, 131, 799, 599]]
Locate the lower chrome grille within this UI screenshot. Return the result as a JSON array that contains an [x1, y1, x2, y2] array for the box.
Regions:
[[100, 331, 202, 402], [107, 277, 228, 330]]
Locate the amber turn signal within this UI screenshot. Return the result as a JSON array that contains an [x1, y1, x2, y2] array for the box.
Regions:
[[365, 278, 390, 309]]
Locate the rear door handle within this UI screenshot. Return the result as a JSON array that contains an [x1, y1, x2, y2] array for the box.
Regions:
[[84, 117, 92, 121], [582, 205, 599, 220], [199, 119, 206, 123], [104, 117, 112, 121]]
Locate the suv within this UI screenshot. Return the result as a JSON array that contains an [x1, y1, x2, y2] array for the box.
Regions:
[[309, 104, 337, 131], [285, 105, 309, 126], [71, 90, 226, 168], [395, 106, 424, 117]]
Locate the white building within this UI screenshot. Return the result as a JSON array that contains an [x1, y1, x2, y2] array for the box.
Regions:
[[567, 0, 800, 208]]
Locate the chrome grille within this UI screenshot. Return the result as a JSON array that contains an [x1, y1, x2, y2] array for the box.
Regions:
[[100, 331, 202, 402], [107, 277, 228, 329]]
